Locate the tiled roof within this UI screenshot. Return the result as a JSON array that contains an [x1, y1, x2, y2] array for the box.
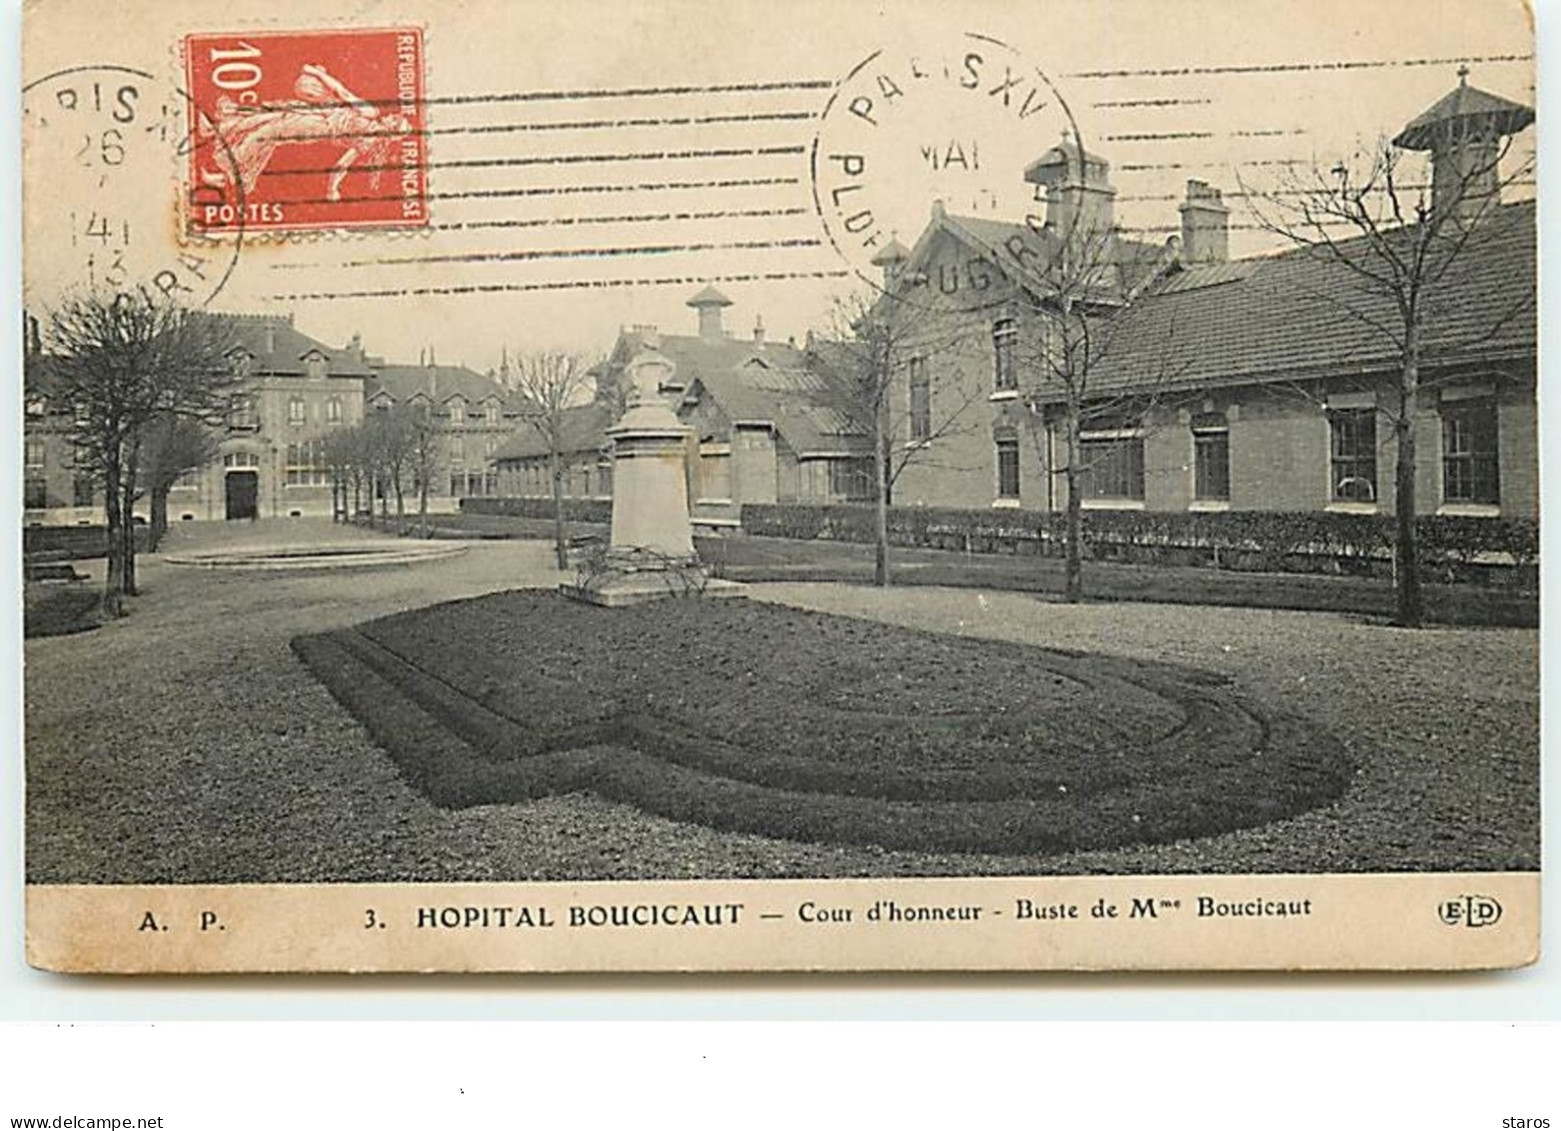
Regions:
[[367, 363, 521, 409], [1076, 199, 1535, 398], [23, 313, 370, 393], [214, 314, 374, 378], [616, 327, 810, 376], [491, 328, 871, 462], [632, 331, 869, 457], [491, 401, 616, 462], [919, 212, 1170, 302], [694, 363, 871, 457]]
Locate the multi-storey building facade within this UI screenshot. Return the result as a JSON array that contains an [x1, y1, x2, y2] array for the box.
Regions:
[[22, 314, 521, 525], [365, 357, 522, 505], [870, 73, 1536, 523]]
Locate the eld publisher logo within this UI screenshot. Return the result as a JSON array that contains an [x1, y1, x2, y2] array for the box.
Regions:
[[1438, 894, 1503, 929]]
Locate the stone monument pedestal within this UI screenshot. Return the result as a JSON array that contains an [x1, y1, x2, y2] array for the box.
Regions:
[[563, 347, 743, 607]]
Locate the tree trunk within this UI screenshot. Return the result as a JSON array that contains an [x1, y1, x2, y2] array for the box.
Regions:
[[1394, 329, 1424, 628], [102, 450, 124, 618], [873, 433, 890, 587], [550, 448, 568, 570], [1064, 412, 1084, 603], [121, 443, 140, 596], [148, 487, 168, 552], [419, 478, 429, 538], [394, 470, 405, 520]]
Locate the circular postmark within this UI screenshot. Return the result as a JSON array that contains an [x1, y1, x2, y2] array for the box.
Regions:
[[22, 63, 246, 310], [811, 32, 1085, 310]]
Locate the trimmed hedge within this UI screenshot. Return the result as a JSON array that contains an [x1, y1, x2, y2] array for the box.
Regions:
[[740, 503, 1538, 584], [22, 524, 150, 561], [461, 495, 612, 524]]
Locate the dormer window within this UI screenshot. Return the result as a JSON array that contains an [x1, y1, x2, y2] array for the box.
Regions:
[[484, 402, 500, 425], [304, 352, 327, 380], [448, 399, 465, 425], [229, 349, 254, 377]]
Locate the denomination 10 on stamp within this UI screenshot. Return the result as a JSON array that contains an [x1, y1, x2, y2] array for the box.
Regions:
[[183, 27, 428, 234]]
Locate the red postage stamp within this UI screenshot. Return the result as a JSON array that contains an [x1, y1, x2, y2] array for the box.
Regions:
[[183, 27, 427, 234]]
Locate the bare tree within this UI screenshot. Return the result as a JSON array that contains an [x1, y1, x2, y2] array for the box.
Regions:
[[1243, 113, 1534, 627], [363, 406, 415, 523], [403, 404, 442, 537], [811, 289, 985, 587], [139, 413, 219, 550], [46, 288, 236, 615], [1017, 225, 1182, 602], [512, 350, 596, 569], [321, 423, 363, 523]]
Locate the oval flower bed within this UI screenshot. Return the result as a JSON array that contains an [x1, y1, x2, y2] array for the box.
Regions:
[[291, 591, 1354, 855]]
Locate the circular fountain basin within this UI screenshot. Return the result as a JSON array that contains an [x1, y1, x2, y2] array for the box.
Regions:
[[164, 540, 467, 571]]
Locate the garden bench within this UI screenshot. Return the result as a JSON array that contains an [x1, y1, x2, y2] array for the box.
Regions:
[[25, 561, 88, 583]]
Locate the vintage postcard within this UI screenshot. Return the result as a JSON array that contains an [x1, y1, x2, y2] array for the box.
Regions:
[[19, 0, 1538, 973]]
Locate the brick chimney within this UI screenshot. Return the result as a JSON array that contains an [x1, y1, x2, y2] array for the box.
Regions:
[[752, 314, 766, 343], [1179, 180, 1229, 264]]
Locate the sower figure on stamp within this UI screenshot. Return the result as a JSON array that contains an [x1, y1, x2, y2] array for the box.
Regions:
[[198, 63, 411, 202]]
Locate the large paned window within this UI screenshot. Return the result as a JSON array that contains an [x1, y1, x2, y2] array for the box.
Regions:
[[828, 458, 874, 502], [1191, 412, 1230, 501], [1329, 409, 1377, 502], [1442, 399, 1500, 505], [1079, 420, 1145, 500], [284, 439, 329, 486]]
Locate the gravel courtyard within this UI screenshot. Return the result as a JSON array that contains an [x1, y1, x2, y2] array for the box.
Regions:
[[24, 520, 1540, 882]]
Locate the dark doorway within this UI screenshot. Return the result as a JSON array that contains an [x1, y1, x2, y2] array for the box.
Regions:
[[225, 470, 259, 520]]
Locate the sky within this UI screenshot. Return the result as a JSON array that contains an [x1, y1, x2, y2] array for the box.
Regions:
[[21, 0, 1535, 376]]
